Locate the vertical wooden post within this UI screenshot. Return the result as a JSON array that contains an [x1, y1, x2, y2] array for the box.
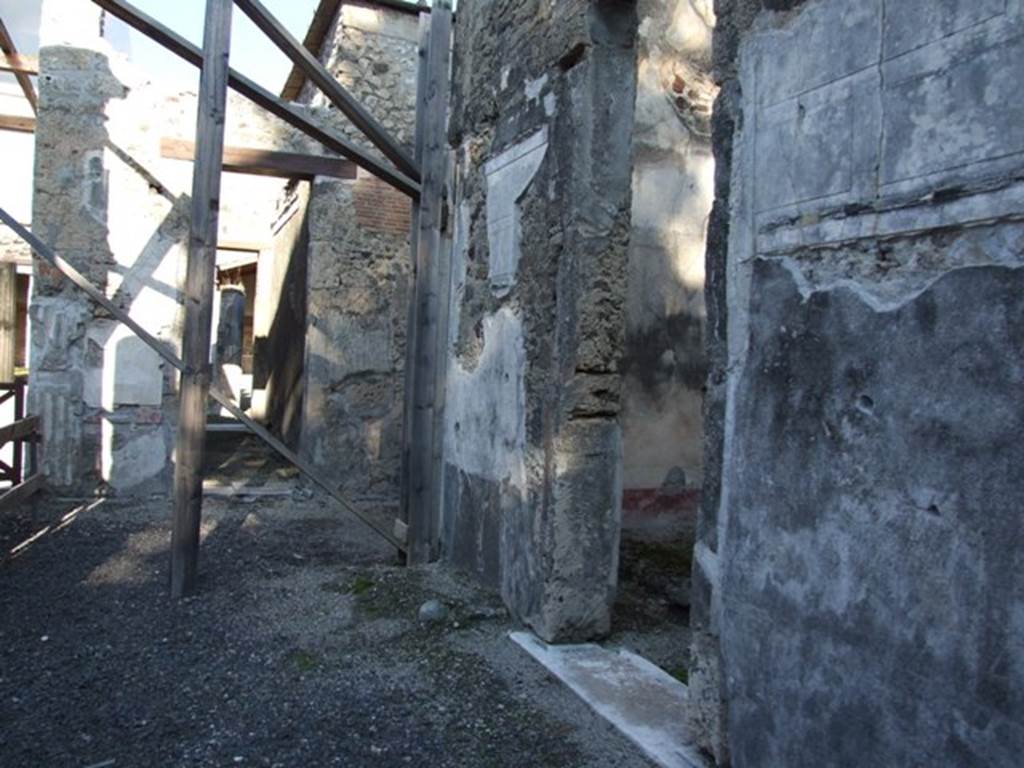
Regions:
[[0, 263, 15, 384], [170, 0, 233, 598], [398, 12, 430, 558], [13, 377, 24, 483], [402, 2, 452, 565]]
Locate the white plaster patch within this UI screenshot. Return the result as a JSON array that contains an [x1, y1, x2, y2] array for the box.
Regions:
[[543, 92, 556, 117], [511, 632, 709, 768], [446, 200, 471, 350], [525, 73, 548, 101], [101, 420, 167, 491], [444, 307, 526, 489], [484, 129, 549, 297], [84, 322, 164, 409]]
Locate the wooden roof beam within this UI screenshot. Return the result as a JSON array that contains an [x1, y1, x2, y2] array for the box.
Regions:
[[0, 114, 36, 134], [233, 0, 419, 181], [0, 52, 39, 76], [160, 137, 359, 180], [0, 19, 37, 114], [90, 0, 420, 198]]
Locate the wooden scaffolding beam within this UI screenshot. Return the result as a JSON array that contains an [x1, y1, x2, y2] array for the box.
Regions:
[[12, 0, 438, 584], [90, 0, 420, 199], [233, 0, 419, 182], [0, 263, 15, 384], [0, 114, 35, 134], [0, 19, 37, 114], [401, 2, 452, 564], [170, 0, 234, 598], [0, 52, 39, 76], [0, 207, 405, 553], [160, 137, 358, 181]]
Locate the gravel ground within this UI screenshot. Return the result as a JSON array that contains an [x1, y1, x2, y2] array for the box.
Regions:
[[0, 491, 665, 768]]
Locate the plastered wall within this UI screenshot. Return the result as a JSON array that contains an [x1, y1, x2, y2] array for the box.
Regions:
[[693, 1, 1024, 764], [440, 0, 639, 642]]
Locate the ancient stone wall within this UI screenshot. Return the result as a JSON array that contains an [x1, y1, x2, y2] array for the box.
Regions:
[[696, 0, 1024, 764], [29, 1, 320, 495], [440, 0, 639, 642], [621, 0, 715, 530], [297, 2, 417, 509]]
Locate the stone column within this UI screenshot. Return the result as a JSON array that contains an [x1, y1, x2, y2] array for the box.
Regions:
[[30, 0, 189, 494], [441, 1, 640, 642], [214, 284, 246, 405]]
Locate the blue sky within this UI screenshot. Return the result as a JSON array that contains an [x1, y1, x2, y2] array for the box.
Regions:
[[114, 0, 320, 93]]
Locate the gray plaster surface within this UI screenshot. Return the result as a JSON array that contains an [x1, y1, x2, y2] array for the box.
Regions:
[[484, 128, 549, 298], [696, 1, 1024, 764], [721, 260, 1024, 767]]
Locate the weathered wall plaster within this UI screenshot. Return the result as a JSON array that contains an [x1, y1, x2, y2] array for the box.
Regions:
[[29, 1, 324, 495], [695, 0, 1024, 764], [618, 0, 716, 564], [621, 0, 715, 503], [252, 183, 310, 449], [441, 0, 639, 642], [296, 1, 418, 509], [484, 128, 549, 297]]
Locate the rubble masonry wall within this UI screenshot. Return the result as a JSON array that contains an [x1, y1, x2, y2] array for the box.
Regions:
[[440, 0, 639, 642], [30, 1, 319, 495], [298, 2, 418, 508]]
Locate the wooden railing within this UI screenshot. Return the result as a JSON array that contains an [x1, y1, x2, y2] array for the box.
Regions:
[[0, 375, 42, 511]]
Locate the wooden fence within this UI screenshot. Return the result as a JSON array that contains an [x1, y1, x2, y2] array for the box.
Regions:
[[0, 375, 42, 511]]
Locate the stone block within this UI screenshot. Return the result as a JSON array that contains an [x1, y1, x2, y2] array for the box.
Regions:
[[83, 323, 164, 409], [883, 0, 1008, 58], [752, 0, 880, 106], [484, 129, 549, 297], [881, 25, 1024, 186], [100, 419, 169, 492]]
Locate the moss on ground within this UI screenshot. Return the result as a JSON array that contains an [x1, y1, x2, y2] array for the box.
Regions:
[[289, 649, 319, 673]]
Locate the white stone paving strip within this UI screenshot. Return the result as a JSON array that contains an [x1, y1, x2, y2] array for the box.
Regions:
[[509, 632, 709, 768]]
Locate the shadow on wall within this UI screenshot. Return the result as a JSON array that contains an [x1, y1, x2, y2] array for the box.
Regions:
[[619, 1, 716, 539], [252, 182, 310, 450], [31, 44, 190, 497]]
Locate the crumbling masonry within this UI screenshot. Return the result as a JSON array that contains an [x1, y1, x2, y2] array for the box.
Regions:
[[12, 0, 1024, 764], [439, 0, 639, 642], [689, 0, 1024, 763]]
